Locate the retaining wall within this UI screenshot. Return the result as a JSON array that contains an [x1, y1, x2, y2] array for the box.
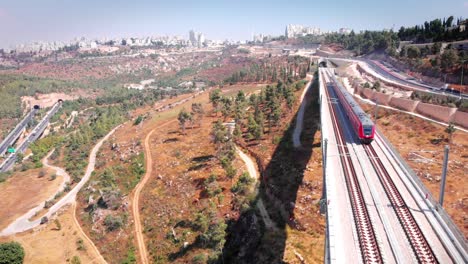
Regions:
[[389, 97, 419, 112], [372, 92, 392, 106], [415, 102, 457, 123], [452, 111, 468, 128]]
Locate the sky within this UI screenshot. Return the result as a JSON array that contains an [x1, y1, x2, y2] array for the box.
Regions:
[[0, 0, 467, 49]]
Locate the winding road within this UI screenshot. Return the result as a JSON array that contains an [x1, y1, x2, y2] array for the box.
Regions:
[[0, 125, 121, 236], [235, 146, 275, 229], [133, 120, 176, 264], [293, 75, 313, 148]]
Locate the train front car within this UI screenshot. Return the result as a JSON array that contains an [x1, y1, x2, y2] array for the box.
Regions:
[[330, 74, 375, 144], [360, 120, 375, 144]]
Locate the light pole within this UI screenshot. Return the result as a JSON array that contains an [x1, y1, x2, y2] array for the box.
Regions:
[[461, 60, 466, 86], [460, 60, 466, 99]]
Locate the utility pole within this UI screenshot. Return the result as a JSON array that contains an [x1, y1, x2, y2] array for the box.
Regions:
[[320, 139, 328, 214], [374, 99, 379, 122], [439, 145, 450, 207], [461, 60, 465, 86], [461, 60, 466, 99]]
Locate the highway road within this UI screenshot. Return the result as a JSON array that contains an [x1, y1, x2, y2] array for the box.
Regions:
[[0, 102, 61, 172], [327, 57, 467, 99], [0, 106, 39, 156], [320, 67, 467, 263]]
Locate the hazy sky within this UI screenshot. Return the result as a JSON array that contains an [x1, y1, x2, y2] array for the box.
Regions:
[[0, 0, 467, 48]]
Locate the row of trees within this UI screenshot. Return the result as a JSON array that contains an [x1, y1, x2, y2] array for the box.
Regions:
[[325, 30, 400, 56], [225, 56, 311, 85], [398, 16, 468, 43], [209, 80, 302, 142], [177, 103, 205, 134], [65, 106, 125, 182]]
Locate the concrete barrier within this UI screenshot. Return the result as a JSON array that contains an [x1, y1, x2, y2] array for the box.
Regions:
[[389, 97, 420, 112], [415, 102, 457, 123], [451, 110, 468, 128]]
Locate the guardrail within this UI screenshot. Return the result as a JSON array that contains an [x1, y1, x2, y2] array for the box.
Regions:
[[0, 102, 61, 172], [376, 127, 468, 261], [0, 107, 39, 156]]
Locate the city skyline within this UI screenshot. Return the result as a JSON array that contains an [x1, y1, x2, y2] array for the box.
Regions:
[[1, 0, 467, 49]]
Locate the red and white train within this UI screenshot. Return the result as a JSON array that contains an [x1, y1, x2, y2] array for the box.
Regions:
[[330, 74, 375, 144]]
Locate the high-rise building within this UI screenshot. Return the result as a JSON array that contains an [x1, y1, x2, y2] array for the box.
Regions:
[[285, 24, 321, 38], [189, 30, 205, 47]]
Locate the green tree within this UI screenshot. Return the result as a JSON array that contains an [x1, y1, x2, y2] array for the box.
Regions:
[[441, 49, 459, 71], [431, 42, 442, 55], [104, 215, 123, 231], [221, 97, 233, 120], [247, 114, 262, 140], [445, 123, 456, 144], [133, 115, 143, 126], [407, 46, 421, 59], [209, 89, 222, 115], [0, 242, 25, 264], [15, 153, 24, 164], [372, 81, 381, 92], [235, 91, 246, 104], [212, 120, 228, 146], [191, 103, 205, 127], [177, 108, 192, 134]]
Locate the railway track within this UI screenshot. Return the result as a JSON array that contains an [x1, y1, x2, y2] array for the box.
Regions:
[[364, 142, 438, 263], [323, 70, 383, 263]]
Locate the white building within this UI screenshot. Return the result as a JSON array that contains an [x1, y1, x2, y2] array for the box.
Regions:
[[285, 24, 321, 38], [188, 30, 206, 48]]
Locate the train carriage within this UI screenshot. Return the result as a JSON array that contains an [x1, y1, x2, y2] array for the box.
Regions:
[[330, 74, 375, 144]]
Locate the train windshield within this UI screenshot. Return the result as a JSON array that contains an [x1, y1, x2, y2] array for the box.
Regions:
[[363, 126, 373, 136]]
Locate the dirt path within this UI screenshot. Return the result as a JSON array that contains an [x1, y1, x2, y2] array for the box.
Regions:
[[133, 120, 176, 264], [235, 146, 276, 230], [293, 75, 313, 148], [43, 149, 70, 186], [0, 125, 121, 236], [72, 202, 107, 264]]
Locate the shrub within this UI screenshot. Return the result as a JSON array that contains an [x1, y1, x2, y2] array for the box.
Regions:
[[231, 172, 254, 194], [49, 174, 57, 181], [44, 200, 53, 209], [199, 219, 227, 250], [104, 215, 123, 231], [133, 115, 143, 126], [71, 256, 81, 264], [38, 170, 46, 178], [0, 242, 25, 264], [40, 216, 48, 224], [192, 254, 206, 264], [76, 238, 85, 251], [54, 219, 61, 230]]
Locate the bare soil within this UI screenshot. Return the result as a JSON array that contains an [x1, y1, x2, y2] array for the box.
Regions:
[[232, 80, 325, 263], [0, 205, 103, 264], [0, 168, 60, 230]]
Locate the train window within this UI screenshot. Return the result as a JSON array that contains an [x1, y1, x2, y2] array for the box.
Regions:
[[364, 126, 373, 136]]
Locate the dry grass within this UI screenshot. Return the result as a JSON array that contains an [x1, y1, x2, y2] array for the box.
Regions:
[[0, 168, 60, 230], [0, 205, 103, 264]]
